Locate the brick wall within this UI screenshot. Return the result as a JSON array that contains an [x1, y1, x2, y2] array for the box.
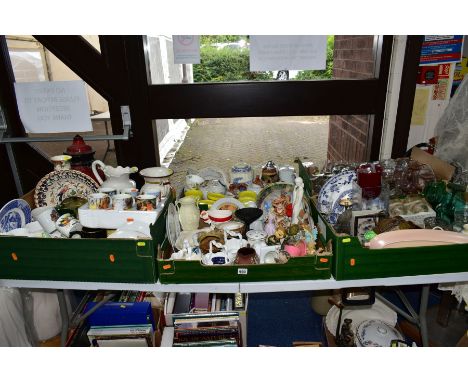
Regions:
[[328, 36, 376, 163]]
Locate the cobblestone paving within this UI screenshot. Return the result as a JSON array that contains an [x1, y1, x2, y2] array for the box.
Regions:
[[167, 116, 329, 191]]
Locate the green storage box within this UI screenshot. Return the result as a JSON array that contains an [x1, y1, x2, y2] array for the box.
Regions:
[[157, 245, 332, 284], [0, 191, 170, 283], [156, 192, 332, 284], [297, 159, 468, 281]]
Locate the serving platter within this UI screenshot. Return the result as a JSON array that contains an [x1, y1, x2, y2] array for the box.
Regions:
[[166, 203, 181, 248], [0, 199, 32, 233], [34, 170, 99, 207], [317, 170, 357, 217]]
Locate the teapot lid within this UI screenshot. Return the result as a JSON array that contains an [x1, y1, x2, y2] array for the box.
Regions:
[[65, 135, 94, 155], [263, 160, 278, 170]]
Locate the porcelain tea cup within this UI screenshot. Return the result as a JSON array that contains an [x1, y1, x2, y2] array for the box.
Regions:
[[51, 155, 72, 171]]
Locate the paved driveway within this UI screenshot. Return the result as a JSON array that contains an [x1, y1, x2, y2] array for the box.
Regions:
[[167, 116, 329, 190]]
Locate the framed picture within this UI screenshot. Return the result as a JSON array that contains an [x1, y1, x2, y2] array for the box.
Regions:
[[351, 210, 384, 243]]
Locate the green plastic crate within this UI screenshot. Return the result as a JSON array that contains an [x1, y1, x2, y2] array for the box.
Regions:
[[156, 192, 332, 284], [0, 192, 172, 283], [297, 159, 468, 281]]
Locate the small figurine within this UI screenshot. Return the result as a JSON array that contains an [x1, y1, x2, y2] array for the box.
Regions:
[[292, 177, 304, 225]]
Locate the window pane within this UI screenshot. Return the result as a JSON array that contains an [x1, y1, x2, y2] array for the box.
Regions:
[[9, 50, 46, 82], [159, 116, 329, 191]]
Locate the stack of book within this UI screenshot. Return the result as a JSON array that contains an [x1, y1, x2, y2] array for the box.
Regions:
[[172, 312, 242, 347], [163, 292, 248, 347], [87, 324, 154, 347], [66, 291, 163, 347]]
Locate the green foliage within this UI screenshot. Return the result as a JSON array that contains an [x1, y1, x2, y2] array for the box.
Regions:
[[295, 36, 335, 80], [200, 35, 248, 46], [194, 45, 272, 83]]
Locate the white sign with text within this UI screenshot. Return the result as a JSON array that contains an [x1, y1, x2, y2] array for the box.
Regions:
[[172, 35, 200, 64], [249, 35, 327, 71], [14, 80, 92, 134]]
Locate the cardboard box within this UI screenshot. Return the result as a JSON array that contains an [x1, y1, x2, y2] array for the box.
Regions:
[[411, 147, 455, 181]]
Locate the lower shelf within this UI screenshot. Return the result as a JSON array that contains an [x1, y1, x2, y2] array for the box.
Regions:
[[1, 271, 468, 293]]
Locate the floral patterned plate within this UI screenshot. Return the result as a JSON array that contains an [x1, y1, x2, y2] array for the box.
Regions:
[[34, 170, 99, 207], [256, 182, 294, 221], [317, 171, 357, 216]]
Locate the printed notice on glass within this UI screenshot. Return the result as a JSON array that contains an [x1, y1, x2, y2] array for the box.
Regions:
[[14, 81, 92, 134], [249, 35, 327, 71], [172, 35, 200, 64], [420, 35, 464, 65]]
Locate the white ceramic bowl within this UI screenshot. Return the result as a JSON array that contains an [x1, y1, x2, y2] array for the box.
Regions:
[[140, 167, 174, 179], [208, 209, 233, 223]]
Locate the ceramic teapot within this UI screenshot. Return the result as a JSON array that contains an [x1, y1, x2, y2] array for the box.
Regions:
[[91, 160, 138, 192]]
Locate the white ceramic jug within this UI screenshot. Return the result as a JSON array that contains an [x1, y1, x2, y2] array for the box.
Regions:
[[176, 196, 200, 231], [92, 160, 137, 192]]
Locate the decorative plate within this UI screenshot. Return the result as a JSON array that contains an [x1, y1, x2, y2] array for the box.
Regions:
[[257, 182, 294, 208], [0, 199, 32, 233], [317, 170, 357, 215], [34, 170, 99, 208], [355, 319, 404, 347], [166, 203, 181, 248], [256, 182, 294, 220], [210, 197, 245, 212]]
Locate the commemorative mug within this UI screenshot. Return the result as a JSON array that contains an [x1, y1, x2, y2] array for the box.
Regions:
[[113, 193, 133, 211], [88, 193, 111, 210], [56, 213, 83, 238], [136, 194, 157, 211]]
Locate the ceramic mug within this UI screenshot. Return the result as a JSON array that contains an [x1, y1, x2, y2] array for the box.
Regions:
[[88, 192, 111, 210], [99, 187, 118, 205], [136, 194, 157, 211], [32, 206, 59, 234], [56, 213, 83, 238], [113, 193, 133, 211]]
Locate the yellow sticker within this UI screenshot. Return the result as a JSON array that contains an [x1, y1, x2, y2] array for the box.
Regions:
[[342, 238, 351, 243], [137, 242, 146, 247]]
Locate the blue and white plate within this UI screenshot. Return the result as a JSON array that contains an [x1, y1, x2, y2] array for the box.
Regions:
[[317, 171, 357, 217], [0, 199, 32, 233]]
